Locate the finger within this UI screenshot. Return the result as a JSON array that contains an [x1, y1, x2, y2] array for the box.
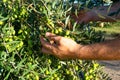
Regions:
[[45, 32, 61, 44], [45, 32, 56, 44], [40, 36, 46, 45], [42, 48, 53, 55], [46, 32, 56, 37], [42, 48, 60, 59], [40, 36, 57, 51], [40, 36, 51, 47]]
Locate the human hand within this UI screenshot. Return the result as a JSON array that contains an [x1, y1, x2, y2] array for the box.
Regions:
[[70, 9, 95, 24], [71, 7, 118, 23], [40, 32, 81, 60]]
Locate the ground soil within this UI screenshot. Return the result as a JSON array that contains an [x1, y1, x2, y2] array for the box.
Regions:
[[98, 61, 120, 80], [98, 35, 120, 80]]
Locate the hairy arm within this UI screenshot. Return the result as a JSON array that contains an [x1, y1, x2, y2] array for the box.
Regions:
[[41, 33, 120, 60], [76, 39, 120, 60], [40, 2, 120, 60]]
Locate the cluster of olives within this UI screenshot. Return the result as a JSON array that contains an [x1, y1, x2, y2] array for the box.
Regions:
[[0, 0, 106, 80]]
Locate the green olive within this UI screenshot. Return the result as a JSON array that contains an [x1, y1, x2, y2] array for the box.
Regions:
[[66, 30, 70, 35], [0, 21, 3, 25], [48, 59, 51, 64], [75, 66, 78, 71], [55, 29, 59, 34], [57, 65, 61, 69], [53, 74, 57, 77], [45, 70, 49, 75], [3, 0, 7, 3], [58, 27, 62, 33], [35, 75, 39, 80]]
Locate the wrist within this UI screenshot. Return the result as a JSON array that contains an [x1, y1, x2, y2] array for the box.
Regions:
[[74, 44, 84, 59], [75, 44, 94, 60]]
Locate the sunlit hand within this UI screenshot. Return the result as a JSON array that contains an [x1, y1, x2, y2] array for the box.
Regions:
[[40, 32, 81, 59]]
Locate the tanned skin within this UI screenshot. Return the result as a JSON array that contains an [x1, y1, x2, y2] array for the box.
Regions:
[[40, 2, 120, 60]]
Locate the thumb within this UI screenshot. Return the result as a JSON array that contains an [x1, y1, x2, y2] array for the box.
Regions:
[[46, 32, 56, 37], [45, 32, 61, 44]]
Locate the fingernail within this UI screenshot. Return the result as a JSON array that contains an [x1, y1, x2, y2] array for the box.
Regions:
[[46, 32, 50, 36]]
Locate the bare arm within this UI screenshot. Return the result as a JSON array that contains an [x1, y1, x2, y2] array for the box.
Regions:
[[40, 33, 120, 60], [40, 2, 120, 60], [77, 39, 120, 60]]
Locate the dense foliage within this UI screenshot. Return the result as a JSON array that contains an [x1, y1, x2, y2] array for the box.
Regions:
[[0, 0, 111, 80]]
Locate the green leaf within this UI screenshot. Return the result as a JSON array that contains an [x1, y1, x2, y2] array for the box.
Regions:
[[65, 15, 70, 28], [72, 22, 77, 32], [5, 41, 22, 53], [16, 58, 26, 74], [65, 7, 72, 13], [0, 16, 9, 21]]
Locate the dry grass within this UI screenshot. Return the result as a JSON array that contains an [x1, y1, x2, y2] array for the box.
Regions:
[[94, 22, 120, 39]]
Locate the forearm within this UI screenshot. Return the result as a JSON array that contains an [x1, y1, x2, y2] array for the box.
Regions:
[[76, 39, 120, 60], [91, 2, 120, 22]]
